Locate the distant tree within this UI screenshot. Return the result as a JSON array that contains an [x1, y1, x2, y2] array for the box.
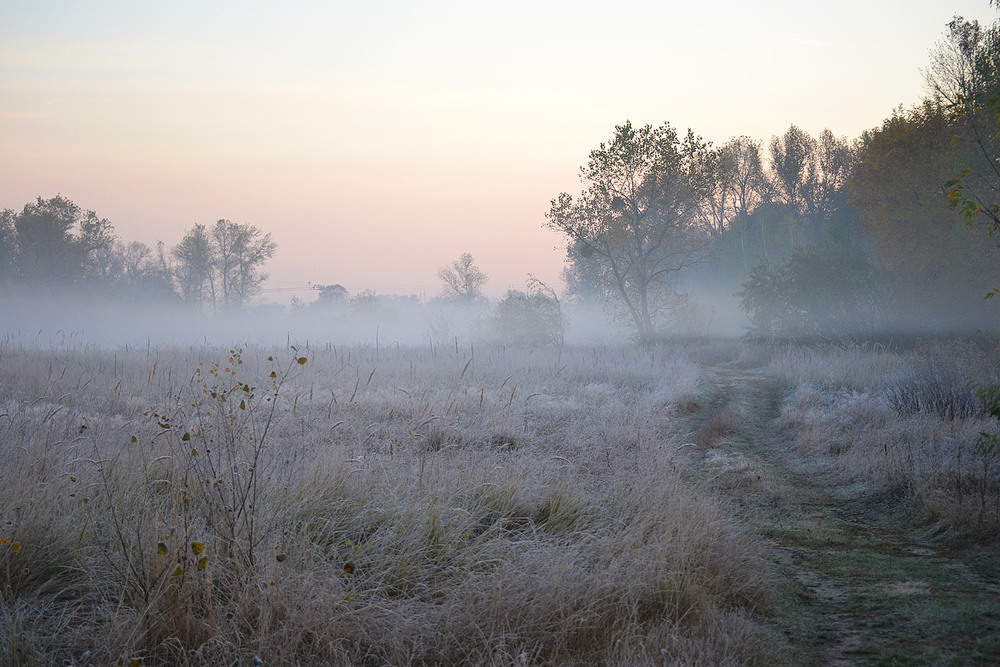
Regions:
[[437, 252, 487, 302], [5, 195, 116, 285], [171, 219, 275, 310], [814, 129, 857, 219], [770, 125, 819, 224], [313, 283, 350, 306], [350, 288, 381, 313], [720, 136, 770, 221], [172, 223, 215, 307], [493, 276, 564, 346], [546, 121, 709, 339], [210, 219, 276, 309], [0, 209, 16, 282]]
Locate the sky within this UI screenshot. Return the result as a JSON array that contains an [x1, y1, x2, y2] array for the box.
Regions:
[[1, 0, 997, 303]]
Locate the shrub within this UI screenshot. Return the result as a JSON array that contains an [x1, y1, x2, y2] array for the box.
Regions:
[[493, 276, 564, 346], [739, 237, 889, 340]]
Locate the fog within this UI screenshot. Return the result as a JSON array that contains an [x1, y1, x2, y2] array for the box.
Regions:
[[5, 280, 995, 355], [0, 287, 634, 350]]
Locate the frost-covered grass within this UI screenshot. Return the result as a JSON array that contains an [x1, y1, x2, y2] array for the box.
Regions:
[[0, 343, 770, 666], [759, 338, 1000, 533]]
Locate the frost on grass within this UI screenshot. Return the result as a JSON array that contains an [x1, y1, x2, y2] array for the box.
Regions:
[[0, 343, 770, 666]]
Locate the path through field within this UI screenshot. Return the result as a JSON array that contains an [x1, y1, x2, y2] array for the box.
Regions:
[[693, 364, 1000, 665]]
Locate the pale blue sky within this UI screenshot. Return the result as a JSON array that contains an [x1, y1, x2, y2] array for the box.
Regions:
[[1, 1, 995, 299]]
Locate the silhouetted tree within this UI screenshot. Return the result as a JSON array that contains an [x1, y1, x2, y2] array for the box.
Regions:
[[211, 219, 276, 309], [4, 195, 115, 285], [437, 252, 487, 302], [848, 101, 1000, 320], [172, 219, 275, 310], [172, 223, 215, 307], [546, 121, 708, 339], [313, 283, 350, 306], [927, 12, 1000, 298]]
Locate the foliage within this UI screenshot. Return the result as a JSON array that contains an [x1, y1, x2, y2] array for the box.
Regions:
[[848, 101, 1000, 319], [738, 236, 889, 340], [437, 252, 487, 302], [312, 283, 350, 306], [0, 195, 116, 286], [928, 14, 1000, 299], [172, 219, 276, 310], [546, 121, 711, 339], [493, 276, 564, 346]]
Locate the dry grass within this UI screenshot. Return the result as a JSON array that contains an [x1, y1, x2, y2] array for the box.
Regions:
[[766, 338, 1000, 534], [0, 343, 771, 666]]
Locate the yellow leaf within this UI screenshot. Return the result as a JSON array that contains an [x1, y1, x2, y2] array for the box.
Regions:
[[297, 357, 307, 365], [276, 553, 287, 562], [171, 564, 183, 577], [197, 556, 208, 570], [9, 542, 21, 553], [239, 400, 246, 410], [156, 541, 168, 556], [190, 541, 204, 555], [182, 432, 191, 441]]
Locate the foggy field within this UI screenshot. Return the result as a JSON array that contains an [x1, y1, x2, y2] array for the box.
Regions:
[[1, 338, 998, 665]]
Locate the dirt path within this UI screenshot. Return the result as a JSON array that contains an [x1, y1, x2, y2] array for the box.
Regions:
[[692, 365, 1000, 665]]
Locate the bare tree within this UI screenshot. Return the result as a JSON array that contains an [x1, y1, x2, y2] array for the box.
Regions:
[[211, 219, 276, 309], [437, 252, 487, 302], [721, 136, 770, 220]]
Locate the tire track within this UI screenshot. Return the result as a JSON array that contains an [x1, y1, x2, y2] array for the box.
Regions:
[[694, 365, 1000, 665]]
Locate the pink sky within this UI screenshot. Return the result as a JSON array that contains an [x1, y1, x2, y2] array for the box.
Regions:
[[2, 0, 995, 302]]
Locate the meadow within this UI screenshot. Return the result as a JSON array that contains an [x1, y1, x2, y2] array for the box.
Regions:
[[0, 337, 997, 665]]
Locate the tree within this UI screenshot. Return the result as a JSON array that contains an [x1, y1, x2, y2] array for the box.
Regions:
[[0, 209, 17, 282], [926, 12, 1000, 298], [437, 252, 487, 302], [770, 125, 818, 223], [210, 219, 276, 309], [172, 219, 276, 311], [720, 136, 770, 221], [5, 195, 115, 285], [172, 223, 215, 307], [546, 121, 709, 339], [312, 283, 350, 306], [738, 237, 889, 340], [848, 101, 1000, 321]]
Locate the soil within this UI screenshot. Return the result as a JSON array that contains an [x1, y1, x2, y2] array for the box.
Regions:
[[690, 364, 1000, 666]]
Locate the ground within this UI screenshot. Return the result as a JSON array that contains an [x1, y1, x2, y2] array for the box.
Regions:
[[691, 363, 1000, 666]]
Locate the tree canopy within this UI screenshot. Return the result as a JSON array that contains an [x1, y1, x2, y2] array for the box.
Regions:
[[547, 121, 710, 339]]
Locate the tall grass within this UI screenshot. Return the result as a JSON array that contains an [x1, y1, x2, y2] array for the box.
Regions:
[[766, 338, 1000, 533], [0, 343, 770, 665]]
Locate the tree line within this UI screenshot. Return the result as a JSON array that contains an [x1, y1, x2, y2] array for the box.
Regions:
[[4, 8, 998, 342], [548, 6, 1000, 340], [0, 197, 275, 312]]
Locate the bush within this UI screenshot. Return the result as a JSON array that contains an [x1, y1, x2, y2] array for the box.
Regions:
[[493, 277, 564, 346], [739, 237, 889, 340]]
